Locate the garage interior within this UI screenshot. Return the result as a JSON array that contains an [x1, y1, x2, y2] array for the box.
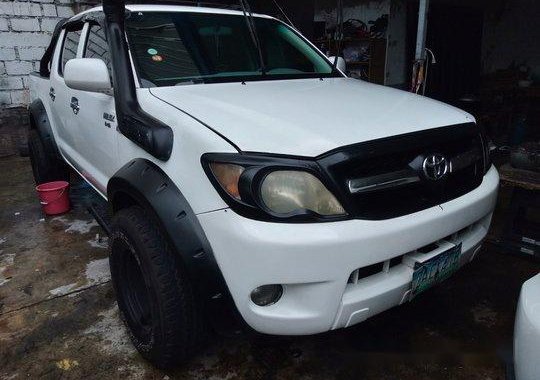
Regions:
[[0, 0, 539, 379]]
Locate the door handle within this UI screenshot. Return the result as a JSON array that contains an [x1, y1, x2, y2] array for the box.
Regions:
[[49, 87, 55, 101], [70, 97, 80, 115]]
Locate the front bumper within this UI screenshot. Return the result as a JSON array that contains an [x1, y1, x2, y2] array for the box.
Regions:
[[197, 166, 499, 335]]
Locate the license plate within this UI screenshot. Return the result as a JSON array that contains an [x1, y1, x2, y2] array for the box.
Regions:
[[411, 243, 462, 298]]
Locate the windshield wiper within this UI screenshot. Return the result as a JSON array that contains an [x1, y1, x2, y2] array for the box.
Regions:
[[238, 0, 266, 75]]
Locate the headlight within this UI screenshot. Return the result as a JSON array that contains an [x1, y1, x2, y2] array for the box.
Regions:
[[203, 153, 348, 222], [260, 170, 345, 216]]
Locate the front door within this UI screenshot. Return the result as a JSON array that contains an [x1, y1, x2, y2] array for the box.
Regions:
[[48, 24, 84, 159], [70, 22, 118, 194]]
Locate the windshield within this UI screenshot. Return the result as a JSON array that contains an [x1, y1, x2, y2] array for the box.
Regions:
[[126, 11, 340, 87]]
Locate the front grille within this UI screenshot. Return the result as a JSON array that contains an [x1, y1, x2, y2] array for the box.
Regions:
[[346, 219, 482, 285], [348, 255, 404, 284], [318, 123, 485, 220]]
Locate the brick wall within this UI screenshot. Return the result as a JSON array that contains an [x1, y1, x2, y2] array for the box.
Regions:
[[0, 1, 90, 107], [0, 0, 98, 156], [1, 1, 73, 107]]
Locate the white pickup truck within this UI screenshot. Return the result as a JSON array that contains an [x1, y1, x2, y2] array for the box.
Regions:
[[28, 1, 499, 368]]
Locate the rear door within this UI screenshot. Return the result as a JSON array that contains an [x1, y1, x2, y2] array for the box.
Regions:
[[70, 22, 118, 193], [49, 23, 84, 159]]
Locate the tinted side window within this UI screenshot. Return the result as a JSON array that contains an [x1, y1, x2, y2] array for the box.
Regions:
[[84, 24, 112, 79], [60, 28, 82, 76]]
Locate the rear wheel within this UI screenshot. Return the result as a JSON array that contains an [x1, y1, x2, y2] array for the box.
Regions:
[[28, 129, 69, 185], [109, 206, 204, 368]]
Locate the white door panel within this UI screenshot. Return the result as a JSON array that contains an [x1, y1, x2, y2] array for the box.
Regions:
[[69, 22, 118, 190], [71, 89, 117, 190], [49, 27, 84, 158]]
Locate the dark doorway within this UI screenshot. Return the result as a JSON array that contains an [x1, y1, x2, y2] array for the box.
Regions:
[[407, 2, 484, 104]]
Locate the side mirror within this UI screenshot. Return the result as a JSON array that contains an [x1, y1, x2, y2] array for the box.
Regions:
[[64, 58, 112, 93], [328, 56, 346, 73]]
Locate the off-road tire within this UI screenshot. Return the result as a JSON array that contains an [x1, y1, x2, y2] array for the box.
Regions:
[[109, 206, 204, 368], [28, 129, 69, 184]]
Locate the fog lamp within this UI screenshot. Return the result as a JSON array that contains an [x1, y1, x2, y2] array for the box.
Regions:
[[250, 284, 283, 306]]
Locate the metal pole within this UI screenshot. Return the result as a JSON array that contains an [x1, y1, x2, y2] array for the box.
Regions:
[[415, 0, 430, 60]]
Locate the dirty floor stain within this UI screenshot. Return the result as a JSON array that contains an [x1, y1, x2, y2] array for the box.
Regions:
[[0, 156, 538, 380], [56, 358, 80, 371], [83, 305, 137, 356]]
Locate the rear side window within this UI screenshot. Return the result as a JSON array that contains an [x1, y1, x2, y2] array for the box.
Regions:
[[84, 24, 113, 79], [60, 28, 82, 76]]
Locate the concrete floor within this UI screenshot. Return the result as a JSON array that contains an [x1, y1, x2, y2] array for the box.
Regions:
[[0, 156, 538, 380]]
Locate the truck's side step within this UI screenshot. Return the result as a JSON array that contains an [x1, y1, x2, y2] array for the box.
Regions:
[[70, 178, 112, 236], [88, 201, 111, 236]]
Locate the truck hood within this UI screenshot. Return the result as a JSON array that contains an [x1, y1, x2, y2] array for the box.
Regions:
[[149, 78, 474, 156]]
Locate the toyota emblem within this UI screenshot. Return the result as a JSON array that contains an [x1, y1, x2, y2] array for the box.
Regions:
[[422, 154, 449, 180]]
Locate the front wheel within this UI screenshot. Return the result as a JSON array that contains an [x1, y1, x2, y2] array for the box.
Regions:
[[109, 206, 204, 368]]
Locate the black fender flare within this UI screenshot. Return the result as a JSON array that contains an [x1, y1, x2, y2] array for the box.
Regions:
[[28, 98, 61, 159], [107, 158, 241, 331]]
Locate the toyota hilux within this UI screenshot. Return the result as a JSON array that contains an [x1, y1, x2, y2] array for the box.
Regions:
[[28, 1, 499, 368]]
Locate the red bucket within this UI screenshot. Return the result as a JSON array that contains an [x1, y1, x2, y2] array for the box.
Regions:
[[36, 181, 70, 215]]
